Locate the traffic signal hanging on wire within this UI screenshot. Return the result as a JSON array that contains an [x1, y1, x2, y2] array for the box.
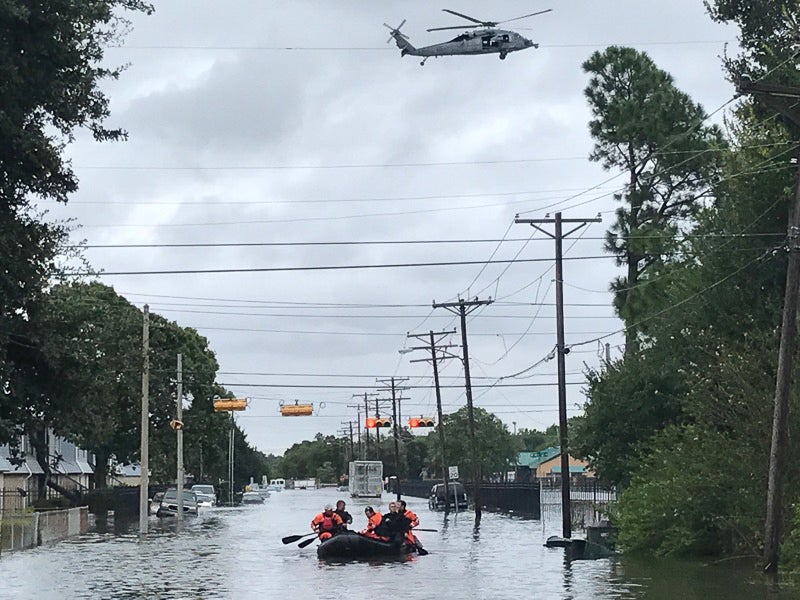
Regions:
[[366, 417, 391, 428], [409, 417, 435, 428]]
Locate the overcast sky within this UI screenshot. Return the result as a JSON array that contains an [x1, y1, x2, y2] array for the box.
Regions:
[[47, 1, 739, 455]]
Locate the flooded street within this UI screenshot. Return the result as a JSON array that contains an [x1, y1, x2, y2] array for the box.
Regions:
[[0, 489, 795, 599]]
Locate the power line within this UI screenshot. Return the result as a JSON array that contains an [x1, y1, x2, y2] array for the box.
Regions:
[[59, 254, 612, 277]]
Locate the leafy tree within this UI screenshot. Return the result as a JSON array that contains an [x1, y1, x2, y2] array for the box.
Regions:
[[1, 0, 154, 208], [515, 425, 560, 452], [281, 435, 346, 481], [0, 0, 153, 448], [30, 282, 144, 489], [705, 1, 799, 85], [574, 350, 687, 486], [582, 46, 724, 354], [431, 407, 516, 481]]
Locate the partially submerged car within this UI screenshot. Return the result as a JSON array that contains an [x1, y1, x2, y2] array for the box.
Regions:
[[241, 491, 265, 505], [156, 489, 199, 518], [428, 481, 469, 511], [191, 484, 217, 507]]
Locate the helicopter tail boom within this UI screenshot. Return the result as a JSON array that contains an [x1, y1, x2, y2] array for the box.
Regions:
[[383, 20, 418, 56]]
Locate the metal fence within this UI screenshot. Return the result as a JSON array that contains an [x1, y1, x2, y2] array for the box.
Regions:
[[540, 478, 617, 504], [540, 478, 617, 529], [0, 490, 29, 514], [395, 479, 543, 517]]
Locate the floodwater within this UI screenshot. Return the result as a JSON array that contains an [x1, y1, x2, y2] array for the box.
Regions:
[[0, 489, 796, 599]]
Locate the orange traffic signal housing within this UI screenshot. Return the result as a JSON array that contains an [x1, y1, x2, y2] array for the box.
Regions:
[[280, 402, 313, 416], [409, 417, 435, 427], [213, 398, 247, 412], [366, 417, 391, 428]]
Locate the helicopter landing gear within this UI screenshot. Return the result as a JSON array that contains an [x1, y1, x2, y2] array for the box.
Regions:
[[499, 52, 507, 60], [420, 57, 429, 66]]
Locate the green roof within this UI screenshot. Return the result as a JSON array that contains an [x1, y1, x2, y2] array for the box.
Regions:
[[551, 466, 587, 474], [515, 446, 560, 468]]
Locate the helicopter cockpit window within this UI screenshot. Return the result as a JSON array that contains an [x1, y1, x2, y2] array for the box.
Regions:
[[502, 34, 510, 42], [449, 33, 470, 43]]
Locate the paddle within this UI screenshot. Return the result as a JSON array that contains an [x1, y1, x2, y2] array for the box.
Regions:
[[413, 528, 438, 533], [282, 532, 317, 545], [298, 535, 319, 549]]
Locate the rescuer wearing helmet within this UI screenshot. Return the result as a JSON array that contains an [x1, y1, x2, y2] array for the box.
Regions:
[[311, 503, 344, 540]]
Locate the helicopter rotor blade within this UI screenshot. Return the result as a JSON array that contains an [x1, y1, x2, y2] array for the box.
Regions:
[[441, 9, 495, 26], [383, 19, 408, 43], [427, 24, 479, 32], [497, 9, 553, 25]]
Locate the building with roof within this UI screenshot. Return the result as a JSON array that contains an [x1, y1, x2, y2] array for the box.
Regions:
[[0, 431, 94, 511], [513, 446, 593, 481]]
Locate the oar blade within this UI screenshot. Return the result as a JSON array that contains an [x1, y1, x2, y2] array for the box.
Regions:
[[298, 536, 318, 549], [282, 534, 304, 544]]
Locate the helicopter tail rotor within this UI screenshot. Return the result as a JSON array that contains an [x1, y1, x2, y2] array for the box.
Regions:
[[383, 19, 408, 44]]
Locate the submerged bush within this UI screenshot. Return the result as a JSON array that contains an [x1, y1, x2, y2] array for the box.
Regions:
[[614, 424, 763, 558]]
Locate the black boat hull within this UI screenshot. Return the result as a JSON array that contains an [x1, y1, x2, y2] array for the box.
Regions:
[[316, 531, 415, 559]]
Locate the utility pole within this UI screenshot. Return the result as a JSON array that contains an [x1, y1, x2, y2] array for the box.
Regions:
[[356, 393, 376, 459], [377, 377, 409, 501], [432, 298, 492, 525], [138, 304, 150, 536], [375, 398, 381, 456], [515, 212, 601, 540], [348, 421, 355, 459], [176, 353, 184, 523], [407, 330, 457, 514], [737, 79, 800, 574], [348, 404, 363, 459], [228, 412, 235, 506]]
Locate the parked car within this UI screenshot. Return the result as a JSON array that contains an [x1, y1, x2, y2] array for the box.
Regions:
[[241, 491, 265, 504], [191, 484, 217, 507], [156, 489, 199, 518], [428, 482, 469, 511]]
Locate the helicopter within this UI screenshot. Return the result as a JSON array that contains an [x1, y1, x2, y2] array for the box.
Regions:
[[384, 8, 551, 66]]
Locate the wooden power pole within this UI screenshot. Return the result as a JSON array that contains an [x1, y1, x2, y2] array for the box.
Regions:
[[737, 78, 800, 574], [432, 298, 492, 525], [515, 212, 601, 540]]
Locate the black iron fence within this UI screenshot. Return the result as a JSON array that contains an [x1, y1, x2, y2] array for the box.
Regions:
[[395, 479, 542, 517], [540, 477, 617, 504], [397, 477, 615, 521]]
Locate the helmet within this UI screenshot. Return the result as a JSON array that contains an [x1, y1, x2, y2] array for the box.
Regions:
[[324, 503, 333, 510]]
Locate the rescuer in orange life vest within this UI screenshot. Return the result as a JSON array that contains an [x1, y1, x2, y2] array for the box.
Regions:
[[360, 506, 383, 538], [311, 504, 344, 540], [398, 499, 423, 550]]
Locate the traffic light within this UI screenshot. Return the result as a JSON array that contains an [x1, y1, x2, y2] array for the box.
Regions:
[[280, 401, 313, 416], [409, 417, 435, 428], [213, 398, 247, 411], [366, 417, 391, 428]]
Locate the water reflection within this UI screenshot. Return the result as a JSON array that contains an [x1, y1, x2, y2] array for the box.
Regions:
[[0, 490, 798, 599]]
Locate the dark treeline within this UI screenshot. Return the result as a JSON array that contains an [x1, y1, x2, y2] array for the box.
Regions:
[[0, 1, 268, 498], [569, 1, 800, 574], [275, 407, 562, 484]]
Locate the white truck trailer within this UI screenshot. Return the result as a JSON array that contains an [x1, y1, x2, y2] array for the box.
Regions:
[[348, 461, 383, 498]]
